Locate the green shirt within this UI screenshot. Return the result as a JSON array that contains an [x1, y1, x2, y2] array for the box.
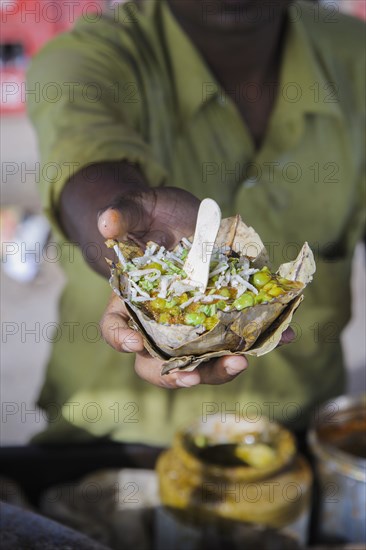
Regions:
[[27, 0, 365, 443]]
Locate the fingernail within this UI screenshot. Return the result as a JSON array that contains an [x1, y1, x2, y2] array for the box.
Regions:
[[224, 357, 246, 376], [121, 335, 141, 351], [176, 373, 200, 388]]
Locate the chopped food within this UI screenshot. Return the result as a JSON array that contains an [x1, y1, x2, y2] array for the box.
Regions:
[[106, 214, 315, 373], [107, 239, 302, 333]]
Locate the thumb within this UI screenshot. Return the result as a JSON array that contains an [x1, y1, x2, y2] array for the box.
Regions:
[[98, 208, 128, 240], [98, 199, 149, 241]]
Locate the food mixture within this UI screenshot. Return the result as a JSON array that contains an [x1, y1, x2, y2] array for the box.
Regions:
[[110, 239, 302, 332]]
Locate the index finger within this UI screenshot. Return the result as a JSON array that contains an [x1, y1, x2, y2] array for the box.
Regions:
[[100, 293, 144, 352]]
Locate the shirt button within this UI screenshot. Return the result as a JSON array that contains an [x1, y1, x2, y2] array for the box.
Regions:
[[217, 95, 227, 107], [242, 177, 257, 189], [273, 119, 303, 149], [286, 119, 303, 143]]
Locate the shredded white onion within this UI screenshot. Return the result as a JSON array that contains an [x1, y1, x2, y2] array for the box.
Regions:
[[209, 264, 229, 277], [170, 281, 198, 296], [240, 257, 250, 271], [232, 275, 258, 294], [156, 246, 166, 259], [167, 252, 184, 265], [114, 245, 127, 268], [132, 256, 151, 267], [181, 238, 192, 248], [158, 276, 170, 299], [240, 268, 259, 278], [200, 294, 229, 303], [129, 280, 150, 298], [128, 269, 161, 282], [147, 243, 158, 255], [179, 296, 197, 309]]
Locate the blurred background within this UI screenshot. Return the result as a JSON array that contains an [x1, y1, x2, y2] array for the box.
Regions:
[[1, 0, 365, 446]]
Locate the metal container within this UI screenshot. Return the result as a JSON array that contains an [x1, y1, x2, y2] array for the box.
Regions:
[[308, 394, 366, 543]]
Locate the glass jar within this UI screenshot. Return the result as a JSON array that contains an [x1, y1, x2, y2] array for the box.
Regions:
[[156, 415, 312, 545]]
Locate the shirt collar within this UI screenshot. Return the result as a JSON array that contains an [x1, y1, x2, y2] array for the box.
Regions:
[[160, 0, 343, 122]]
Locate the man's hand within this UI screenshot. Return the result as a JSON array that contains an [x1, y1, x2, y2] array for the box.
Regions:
[[97, 180, 293, 389], [100, 293, 248, 388], [98, 185, 248, 387], [98, 186, 201, 249], [60, 161, 201, 276]]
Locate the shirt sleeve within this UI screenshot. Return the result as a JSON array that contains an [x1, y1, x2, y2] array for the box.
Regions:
[[26, 18, 167, 232]]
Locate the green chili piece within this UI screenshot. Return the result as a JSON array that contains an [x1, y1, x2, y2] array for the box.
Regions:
[[233, 293, 255, 310], [184, 312, 206, 326], [252, 270, 272, 288]]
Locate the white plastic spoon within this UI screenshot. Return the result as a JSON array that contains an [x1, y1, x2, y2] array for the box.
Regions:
[[183, 198, 222, 292]]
